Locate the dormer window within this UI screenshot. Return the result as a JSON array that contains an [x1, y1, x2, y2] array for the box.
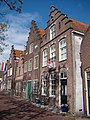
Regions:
[[50, 24, 56, 40]]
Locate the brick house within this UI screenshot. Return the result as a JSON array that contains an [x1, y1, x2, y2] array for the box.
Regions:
[[39, 6, 88, 114], [23, 20, 45, 100], [15, 51, 24, 96], [81, 26, 90, 116], [6, 45, 23, 95]]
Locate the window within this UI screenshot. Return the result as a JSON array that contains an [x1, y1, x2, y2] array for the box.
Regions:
[[29, 43, 33, 54], [24, 61, 27, 73], [50, 24, 56, 40], [59, 38, 67, 61], [23, 81, 26, 92], [42, 75, 47, 95], [50, 44, 56, 62], [34, 55, 38, 69], [61, 70, 67, 79], [33, 80, 38, 94], [28, 59, 32, 71], [43, 49, 48, 67], [10, 67, 12, 76], [49, 72, 56, 97]]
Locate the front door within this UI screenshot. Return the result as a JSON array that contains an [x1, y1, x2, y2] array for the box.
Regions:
[[27, 80, 32, 100], [61, 80, 67, 104]]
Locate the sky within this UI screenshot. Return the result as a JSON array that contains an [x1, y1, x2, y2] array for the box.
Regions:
[[0, 0, 90, 67]]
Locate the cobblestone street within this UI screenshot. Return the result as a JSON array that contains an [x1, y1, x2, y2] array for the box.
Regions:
[[0, 91, 89, 120]]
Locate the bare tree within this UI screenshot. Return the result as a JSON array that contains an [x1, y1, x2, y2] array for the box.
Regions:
[[0, 0, 23, 54]]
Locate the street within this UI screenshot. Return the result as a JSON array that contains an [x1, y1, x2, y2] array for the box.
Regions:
[[0, 91, 88, 120]]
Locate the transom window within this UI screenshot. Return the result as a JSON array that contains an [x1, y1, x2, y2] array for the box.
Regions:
[[29, 43, 33, 54], [50, 24, 56, 40], [59, 38, 67, 61], [50, 44, 56, 62], [34, 55, 38, 69], [43, 49, 48, 67], [28, 59, 32, 71], [61, 70, 67, 79]]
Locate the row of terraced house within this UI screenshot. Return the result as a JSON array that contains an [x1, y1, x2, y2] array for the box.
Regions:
[[3, 6, 90, 116]]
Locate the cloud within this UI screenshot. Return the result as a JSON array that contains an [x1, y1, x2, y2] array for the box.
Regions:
[[0, 12, 42, 65]]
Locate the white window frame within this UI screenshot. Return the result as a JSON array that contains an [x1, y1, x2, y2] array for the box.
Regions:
[[50, 24, 56, 40], [29, 43, 33, 54], [34, 55, 38, 69], [43, 49, 48, 67], [49, 72, 56, 97], [41, 75, 47, 96], [33, 79, 38, 94], [28, 59, 32, 71], [59, 38, 67, 61], [10, 67, 12, 76], [50, 44, 56, 62]]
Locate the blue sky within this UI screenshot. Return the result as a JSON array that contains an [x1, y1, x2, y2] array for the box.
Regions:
[[0, 0, 90, 66], [22, 0, 90, 28]]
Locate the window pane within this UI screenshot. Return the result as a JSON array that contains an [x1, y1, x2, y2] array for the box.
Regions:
[[59, 38, 67, 61], [43, 49, 47, 66], [50, 25, 56, 40], [34, 56, 38, 69]]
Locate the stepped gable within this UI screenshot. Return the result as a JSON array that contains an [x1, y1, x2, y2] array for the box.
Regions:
[[70, 18, 89, 33], [48, 6, 89, 34], [31, 20, 45, 39]]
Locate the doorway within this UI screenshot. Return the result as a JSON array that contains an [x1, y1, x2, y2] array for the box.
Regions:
[[61, 80, 67, 104], [27, 80, 32, 100]]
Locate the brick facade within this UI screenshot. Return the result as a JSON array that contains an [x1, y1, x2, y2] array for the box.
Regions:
[[4, 6, 89, 115], [81, 26, 90, 115]]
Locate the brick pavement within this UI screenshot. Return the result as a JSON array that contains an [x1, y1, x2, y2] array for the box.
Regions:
[[0, 91, 89, 120]]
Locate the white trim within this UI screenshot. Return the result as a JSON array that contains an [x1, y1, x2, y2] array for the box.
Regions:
[[72, 30, 84, 35], [42, 49, 48, 67], [59, 38, 67, 61]]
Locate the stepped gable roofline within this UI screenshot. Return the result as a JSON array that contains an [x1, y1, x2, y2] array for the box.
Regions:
[[70, 18, 89, 33], [30, 20, 45, 38]]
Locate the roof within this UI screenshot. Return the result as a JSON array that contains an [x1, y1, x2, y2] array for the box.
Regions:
[[14, 50, 23, 57], [71, 19, 89, 33], [38, 28, 45, 37]]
